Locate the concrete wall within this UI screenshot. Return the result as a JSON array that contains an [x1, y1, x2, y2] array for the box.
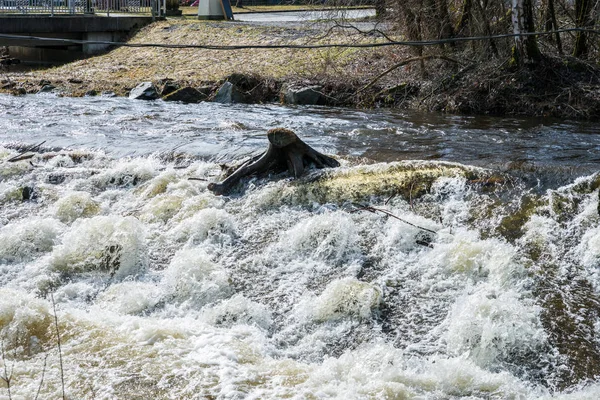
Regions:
[[0, 15, 156, 63]]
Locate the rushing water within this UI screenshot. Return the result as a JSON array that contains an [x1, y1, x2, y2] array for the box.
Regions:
[[1, 93, 600, 399]]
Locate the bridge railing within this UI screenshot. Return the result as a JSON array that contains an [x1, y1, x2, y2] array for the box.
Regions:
[[0, 0, 161, 15]]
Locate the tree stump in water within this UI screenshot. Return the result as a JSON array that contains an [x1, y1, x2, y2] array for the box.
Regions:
[[208, 128, 339, 195]]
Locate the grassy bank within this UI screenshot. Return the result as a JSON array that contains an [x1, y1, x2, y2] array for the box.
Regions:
[[1, 17, 599, 120]]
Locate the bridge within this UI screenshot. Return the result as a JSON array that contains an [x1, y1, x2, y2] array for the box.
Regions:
[[0, 0, 164, 64]]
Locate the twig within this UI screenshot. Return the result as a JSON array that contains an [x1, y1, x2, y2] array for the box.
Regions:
[[384, 192, 396, 205], [0, 337, 13, 400], [34, 353, 49, 400], [409, 181, 415, 212], [357, 55, 462, 94], [188, 177, 208, 181], [351, 204, 438, 234], [6, 140, 46, 162], [50, 293, 66, 400], [418, 63, 475, 105], [7, 153, 35, 163], [311, 20, 395, 43]]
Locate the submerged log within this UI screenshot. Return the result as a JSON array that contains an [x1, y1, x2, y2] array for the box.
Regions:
[[208, 128, 339, 195]]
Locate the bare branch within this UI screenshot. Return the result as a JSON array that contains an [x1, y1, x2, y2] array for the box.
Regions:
[[357, 55, 461, 94]]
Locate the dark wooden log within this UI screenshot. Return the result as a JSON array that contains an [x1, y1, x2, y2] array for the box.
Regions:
[[208, 128, 339, 195]]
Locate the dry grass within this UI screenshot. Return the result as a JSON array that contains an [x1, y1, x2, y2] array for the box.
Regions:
[[3, 19, 388, 96], [3, 17, 599, 120]]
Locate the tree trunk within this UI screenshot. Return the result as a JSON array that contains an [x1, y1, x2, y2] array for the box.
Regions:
[[455, 0, 472, 35], [436, 0, 455, 42], [208, 128, 340, 195], [511, 0, 542, 65], [543, 0, 563, 54], [375, 0, 386, 18], [573, 0, 595, 58], [474, 0, 498, 56]]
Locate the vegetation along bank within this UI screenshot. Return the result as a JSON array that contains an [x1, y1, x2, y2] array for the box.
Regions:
[[1, 0, 599, 120]]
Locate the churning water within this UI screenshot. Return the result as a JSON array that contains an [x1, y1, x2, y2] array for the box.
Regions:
[[1, 93, 600, 399]]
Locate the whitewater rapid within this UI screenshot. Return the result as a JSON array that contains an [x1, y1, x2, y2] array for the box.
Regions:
[[1, 94, 600, 399]]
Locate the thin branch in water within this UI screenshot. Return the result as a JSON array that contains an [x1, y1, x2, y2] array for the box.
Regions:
[[384, 192, 397, 205], [34, 353, 49, 400], [409, 181, 416, 212], [7, 153, 35, 163], [6, 140, 46, 162], [351, 204, 438, 235], [0, 337, 13, 400], [50, 293, 66, 400]]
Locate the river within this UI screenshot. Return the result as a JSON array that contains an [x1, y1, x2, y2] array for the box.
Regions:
[[1, 93, 600, 399]]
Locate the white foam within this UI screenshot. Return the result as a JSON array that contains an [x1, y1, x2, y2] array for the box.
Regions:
[[162, 247, 231, 307], [140, 194, 185, 223], [0, 218, 63, 263], [96, 281, 162, 315], [444, 284, 546, 369], [0, 288, 53, 352], [167, 208, 237, 247], [92, 158, 159, 189], [425, 229, 522, 284], [53, 191, 100, 224], [275, 211, 360, 265], [201, 294, 272, 330], [50, 215, 147, 279], [299, 278, 382, 322], [294, 342, 531, 399]]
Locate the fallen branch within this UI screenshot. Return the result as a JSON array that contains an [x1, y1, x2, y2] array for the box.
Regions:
[[33, 353, 49, 400], [0, 338, 13, 400], [6, 153, 35, 163], [357, 55, 462, 94], [6, 140, 46, 162], [351, 204, 438, 235], [50, 293, 66, 400]]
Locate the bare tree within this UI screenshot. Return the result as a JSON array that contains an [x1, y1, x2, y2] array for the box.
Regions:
[[511, 0, 542, 64], [573, 0, 596, 57]]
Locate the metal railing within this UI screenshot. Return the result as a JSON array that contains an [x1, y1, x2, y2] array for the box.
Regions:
[[0, 0, 162, 15]]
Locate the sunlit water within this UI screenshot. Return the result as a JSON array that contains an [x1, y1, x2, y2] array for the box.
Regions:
[[1, 93, 600, 399]]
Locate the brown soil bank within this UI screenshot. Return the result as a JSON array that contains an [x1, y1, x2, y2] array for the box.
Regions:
[[1, 19, 599, 120]]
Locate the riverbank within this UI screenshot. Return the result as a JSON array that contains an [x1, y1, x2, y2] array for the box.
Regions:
[[1, 18, 599, 120]]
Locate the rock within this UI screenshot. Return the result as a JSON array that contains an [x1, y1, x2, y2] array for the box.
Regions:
[[37, 84, 56, 94], [162, 87, 207, 104], [11, 88, 26, 96], [160, 81, 179, 97], [128, 82, 159, 100], [213, 81, 246, 104], [282, 86, 324, 105], [85, 90, 97, 97], [101, 91, 117, 98], [21, 186, 38, 201], [47, 174, 66, 185], [39, 79, 51, 86], [68, 78, 83, 84]]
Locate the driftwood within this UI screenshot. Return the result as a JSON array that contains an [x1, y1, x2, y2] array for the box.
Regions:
[[208, 128, 339, 195]]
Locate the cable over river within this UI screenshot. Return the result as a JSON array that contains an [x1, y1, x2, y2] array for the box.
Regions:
[[1, 93, 600, 399]]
